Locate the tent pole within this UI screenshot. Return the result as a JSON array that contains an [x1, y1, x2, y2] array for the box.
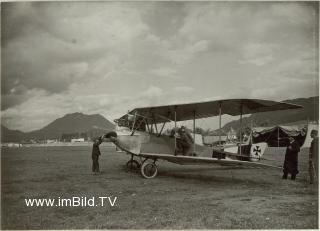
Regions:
[[249, 119, 253, 145], [219, 102, 222, 149], [193, 110, 196, 153], [278, 126, 279, 150], [174, 109, 177, 154], [239, 103, 243, 155]]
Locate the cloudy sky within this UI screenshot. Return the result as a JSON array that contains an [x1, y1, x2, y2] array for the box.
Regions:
[[1, 1, 319, 132]]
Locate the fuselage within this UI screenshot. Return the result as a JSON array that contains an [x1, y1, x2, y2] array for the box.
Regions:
[[112, 125, 267, 162]]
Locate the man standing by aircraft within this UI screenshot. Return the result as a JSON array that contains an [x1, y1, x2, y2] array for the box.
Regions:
[[282, 137, 300, 180], [92, 137, 102, 174], [309, 130, 318, 184], [91, 132, 118, 174]]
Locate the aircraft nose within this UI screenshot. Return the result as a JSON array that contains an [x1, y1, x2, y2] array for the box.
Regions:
[[104, 131, 117, 138], [103, 131, 118, 142]]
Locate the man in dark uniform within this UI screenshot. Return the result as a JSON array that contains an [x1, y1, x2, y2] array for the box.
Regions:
[[176, 126, 194, 156], [92, 137, 102, 174], [283, 136, 300, 180], [309, 130, 318, 184]]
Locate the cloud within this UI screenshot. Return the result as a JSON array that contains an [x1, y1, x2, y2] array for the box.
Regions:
[[188, 40, 209, 53], [1, 1, 318, 131], [1, 2, 149, 106], [239, 43, 275, 66], [173, 86, 194, 93], [149, 67, 178, 79], [141, 86, 164, 98], [1, 85, 166, 131], [160, 40, 210, 65]]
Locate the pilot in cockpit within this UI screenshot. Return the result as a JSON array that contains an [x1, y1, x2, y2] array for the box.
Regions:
[[174, 126, 194, 156]]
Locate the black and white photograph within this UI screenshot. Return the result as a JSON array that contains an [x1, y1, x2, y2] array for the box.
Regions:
[[1, 1, 319, 229]]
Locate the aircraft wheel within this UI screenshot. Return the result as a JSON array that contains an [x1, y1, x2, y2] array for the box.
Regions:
[[126, 160, 140, 173], [140, 161, 158, 179]]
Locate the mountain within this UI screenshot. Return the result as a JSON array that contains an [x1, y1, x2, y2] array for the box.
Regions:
[[1, 112, 115, 142], [221, 96, 319, 132], [1, 125, 26, 142], [1, 97, 318, 142]]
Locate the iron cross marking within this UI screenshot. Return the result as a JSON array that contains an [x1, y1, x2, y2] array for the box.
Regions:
[[253, 146, 261, 156]]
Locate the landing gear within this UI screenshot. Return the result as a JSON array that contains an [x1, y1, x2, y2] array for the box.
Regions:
[[126, 159, 140, 173], [140, 161, 158, 179], [125, 155, 158, 178]]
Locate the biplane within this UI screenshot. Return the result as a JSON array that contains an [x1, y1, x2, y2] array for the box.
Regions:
[[103, 99, 302, 179]]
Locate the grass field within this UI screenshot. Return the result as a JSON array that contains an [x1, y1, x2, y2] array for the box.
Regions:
[[1, 145, 318, 229]]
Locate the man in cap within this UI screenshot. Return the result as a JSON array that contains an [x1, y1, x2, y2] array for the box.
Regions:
[[177, 126, 194, 156], [283, 136, 301, 180], [309, 129, 318, 184], [92, 137, 103, 174]]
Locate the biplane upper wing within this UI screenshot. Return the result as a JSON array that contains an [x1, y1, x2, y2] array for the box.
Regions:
[[117, 98, 302, 123], [139, 153, 281, 169]]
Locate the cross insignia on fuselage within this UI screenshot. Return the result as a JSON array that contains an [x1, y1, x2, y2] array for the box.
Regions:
[[253, 146, 261, 156]]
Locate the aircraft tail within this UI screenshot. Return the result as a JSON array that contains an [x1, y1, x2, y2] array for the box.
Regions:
[[301, 123, 319, 148]]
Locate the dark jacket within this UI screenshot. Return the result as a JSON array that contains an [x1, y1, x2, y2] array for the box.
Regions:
[[310, 137, 319, 161], [92, 141, 101, 157], [283, 140, 300, 174], [310, 137, 319, 174], [180, 131, 194, 146]]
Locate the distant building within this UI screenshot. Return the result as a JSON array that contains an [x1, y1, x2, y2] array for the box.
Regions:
[[2, 143, 22, 148], [71, 138, 85, 142], [46, 139, 57, 143]]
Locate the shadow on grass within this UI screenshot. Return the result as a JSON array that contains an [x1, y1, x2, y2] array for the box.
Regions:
[[157, 169, 270, 186]]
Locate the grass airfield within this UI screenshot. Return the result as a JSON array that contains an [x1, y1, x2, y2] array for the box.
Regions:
[[1, 145, 318, 229]]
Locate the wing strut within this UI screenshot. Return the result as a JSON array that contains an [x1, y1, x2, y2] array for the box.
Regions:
[[130, 111, 137, 135], [146, 121, 150, 133], [158, 122, 166, 137], [153, 115, 158, 134]]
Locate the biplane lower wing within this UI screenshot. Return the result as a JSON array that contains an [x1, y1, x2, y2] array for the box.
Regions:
[[139, 153, 281, 169]]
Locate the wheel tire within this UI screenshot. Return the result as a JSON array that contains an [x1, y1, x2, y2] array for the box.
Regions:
[[126, 160, 140, 173], [140, 161, 158, 179]]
